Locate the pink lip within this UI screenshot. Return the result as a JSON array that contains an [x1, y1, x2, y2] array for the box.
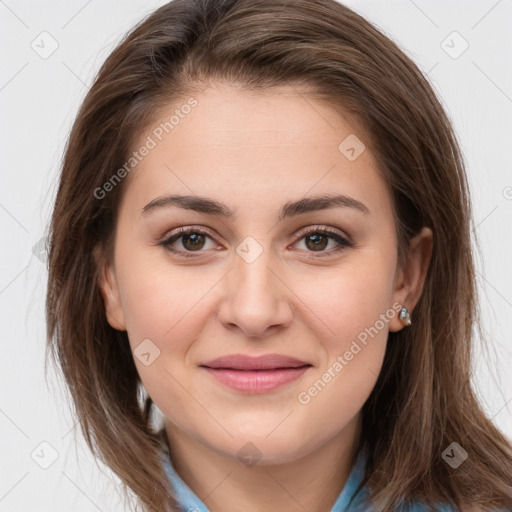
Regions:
[[202, 366, 311, 393], [199, 353, 312, 393]]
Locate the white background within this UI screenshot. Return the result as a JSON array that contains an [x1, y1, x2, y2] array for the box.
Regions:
[[1, 1, 511, 510]]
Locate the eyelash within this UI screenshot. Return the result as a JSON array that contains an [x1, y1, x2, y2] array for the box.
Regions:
[[158, 225, 353, 259]]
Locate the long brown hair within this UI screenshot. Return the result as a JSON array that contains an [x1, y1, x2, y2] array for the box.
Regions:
[[45, 1, 512, 511]]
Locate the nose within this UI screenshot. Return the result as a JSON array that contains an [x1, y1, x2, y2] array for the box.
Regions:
[[216, 247, 294, 338]]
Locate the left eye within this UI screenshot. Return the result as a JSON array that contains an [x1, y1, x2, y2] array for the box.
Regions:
[[159, 227, 352, 258], [295, 229, 351, 253], [160, 228, 218, 257]]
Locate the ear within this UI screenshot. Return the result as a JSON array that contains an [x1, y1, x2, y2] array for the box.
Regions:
[[93, 244, 127, 331], [389, 227, 433, 332]]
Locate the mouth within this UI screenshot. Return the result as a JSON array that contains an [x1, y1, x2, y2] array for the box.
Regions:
[[199, 354, 312, 393]]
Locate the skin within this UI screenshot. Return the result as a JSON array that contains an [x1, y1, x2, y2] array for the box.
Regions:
[[97, 82, 433, 512]]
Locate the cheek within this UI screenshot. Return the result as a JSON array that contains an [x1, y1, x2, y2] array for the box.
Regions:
[[291, 251, 395, 410], [114, 245, 216, 357], [293, 250, 396, 342], [114, 253, 216, 414]]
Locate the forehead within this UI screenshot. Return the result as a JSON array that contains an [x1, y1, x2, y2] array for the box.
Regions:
[[121, 83, 391, 220]]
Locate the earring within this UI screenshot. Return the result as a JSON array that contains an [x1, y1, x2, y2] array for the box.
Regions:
[[399, 306, 411, 326]]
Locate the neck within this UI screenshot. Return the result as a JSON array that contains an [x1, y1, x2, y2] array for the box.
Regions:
[[164, 414, 362, 512]]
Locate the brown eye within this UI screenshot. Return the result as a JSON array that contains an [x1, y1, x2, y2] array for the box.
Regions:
[[294, 227, 353, 257], [181, 232, 207, 251], [159, 226, 353, 259], [159, 227, 218, 258], [304, 233, 329, 251]]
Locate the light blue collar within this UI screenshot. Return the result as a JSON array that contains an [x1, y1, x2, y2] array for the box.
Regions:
[[160, 440, 503, 512], [160, 444, 369, 512]]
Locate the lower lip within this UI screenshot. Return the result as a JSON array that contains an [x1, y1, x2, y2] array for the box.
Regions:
[[202, 366, 311, 393]]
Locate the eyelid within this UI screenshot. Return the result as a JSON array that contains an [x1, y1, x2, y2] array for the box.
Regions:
[[293, 225, 353, 245], [159, 225, 220, 245], [158, 224, 353, 258], [157, 225, 222, 258]]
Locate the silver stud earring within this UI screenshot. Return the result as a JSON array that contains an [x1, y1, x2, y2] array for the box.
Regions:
[[399, 306, 411, 326]]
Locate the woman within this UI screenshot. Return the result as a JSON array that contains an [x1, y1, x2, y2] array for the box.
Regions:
[[45, 0, 512, 511]]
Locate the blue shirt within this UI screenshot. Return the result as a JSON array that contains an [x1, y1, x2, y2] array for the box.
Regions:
[[158, 444, 472, 511]]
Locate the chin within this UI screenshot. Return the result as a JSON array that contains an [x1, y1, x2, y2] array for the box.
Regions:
[[214, 433, 312, 466]]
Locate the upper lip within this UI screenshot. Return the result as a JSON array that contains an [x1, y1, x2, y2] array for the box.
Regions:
[[200, 354, 311, 370]]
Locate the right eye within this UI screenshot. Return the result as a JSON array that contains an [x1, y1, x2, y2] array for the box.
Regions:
[[159, 227, 221, 258]]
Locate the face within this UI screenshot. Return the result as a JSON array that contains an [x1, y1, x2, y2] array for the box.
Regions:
[[98, 82, 431, 465]]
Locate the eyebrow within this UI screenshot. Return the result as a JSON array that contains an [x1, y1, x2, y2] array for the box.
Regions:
[[141, 193, 370, 220]]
